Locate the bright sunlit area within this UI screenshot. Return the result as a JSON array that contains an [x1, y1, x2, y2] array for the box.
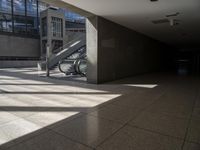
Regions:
[[0, 68, 121, 146], [125, 84, 158, 88]]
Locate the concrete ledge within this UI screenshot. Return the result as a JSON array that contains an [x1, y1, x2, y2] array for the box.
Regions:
[[0, 60, 39, 68]]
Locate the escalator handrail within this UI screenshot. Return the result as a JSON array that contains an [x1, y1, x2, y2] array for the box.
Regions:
[[77, 59, 87, 76], [58, 54, 87, 75], [49, 41, 86, 69], [58, 59, 75, 73], [52, 34, 85, 55], [58, 58, 87, 76]]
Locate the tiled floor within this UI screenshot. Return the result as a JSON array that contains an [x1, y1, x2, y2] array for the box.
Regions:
[[0, 68, 200, 150]]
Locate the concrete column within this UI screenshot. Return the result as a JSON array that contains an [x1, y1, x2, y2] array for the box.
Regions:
[[86, 16, 99, 84]]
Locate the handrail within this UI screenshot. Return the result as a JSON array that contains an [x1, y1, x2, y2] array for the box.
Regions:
[[49, 39, 86, 62], [58, 57, 87, 76], [58, 59, 77, 74], [52, 34, 85, 54], [76, 59, 87, 76]]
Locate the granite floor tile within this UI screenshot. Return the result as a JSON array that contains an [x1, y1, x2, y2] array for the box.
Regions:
[[0, 119, 40, 147], [192, 107, 200, 119], [186, 118, 200, 144], [129, 111, 189, 138], [183, 142, 200, 150], [97, 125, 183, 150], [51, 114, 123, 147], [155, 93, 195, 107], [146, 101, 194, 119], [89, 104, 141, 124], [23, 111, 79, 128], [111, 93, 157, 110], [0, 110, 21, 125], [6, 131, 92, 150]]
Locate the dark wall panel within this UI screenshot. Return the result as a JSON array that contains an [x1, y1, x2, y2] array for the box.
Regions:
[[97, 16, 169, 83]]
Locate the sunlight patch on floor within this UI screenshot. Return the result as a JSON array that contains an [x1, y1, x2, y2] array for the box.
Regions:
[[125, 84, 158, 88], [0, 68, 121, 145]]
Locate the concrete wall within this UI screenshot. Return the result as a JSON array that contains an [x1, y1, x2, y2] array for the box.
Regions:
[[0, 34, 40, 57], [64, 31, 86, 45], [87, 16, 168, 83], [0, 60, 39, 68]]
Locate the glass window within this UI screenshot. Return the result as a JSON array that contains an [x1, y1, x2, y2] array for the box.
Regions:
[[0, 13, 12, 32], [13, 0, 25, 16], [27, 0, 37, 17], [13, 15, 26, 34], [51, 17, 63, 38], [27, 16, 38, 35], [64, 9, 85, 23], [0, 0, 12, 14], [38, 1, 48, 15], [0, 0, 41, 35]]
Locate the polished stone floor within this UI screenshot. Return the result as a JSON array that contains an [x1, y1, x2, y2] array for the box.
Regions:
[[0, 68, 200, 150]]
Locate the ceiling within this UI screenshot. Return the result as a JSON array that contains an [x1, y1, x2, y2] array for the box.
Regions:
[[47, 0, 200, 48]]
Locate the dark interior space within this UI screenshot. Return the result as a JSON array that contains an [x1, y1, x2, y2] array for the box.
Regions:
[[161, 46, 200, 75]]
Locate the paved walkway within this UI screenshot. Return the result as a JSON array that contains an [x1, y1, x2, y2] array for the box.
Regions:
[[0, 68, 199, 150]]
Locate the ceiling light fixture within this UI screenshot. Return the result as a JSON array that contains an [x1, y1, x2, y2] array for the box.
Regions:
[[169, 19, 180, 26], [169, 19, 174, 26]]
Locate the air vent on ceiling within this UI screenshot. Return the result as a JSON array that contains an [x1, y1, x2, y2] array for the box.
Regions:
[[152, 19, 169, 24], [166, 12, 180, 17], [150, 0, 158, 2]]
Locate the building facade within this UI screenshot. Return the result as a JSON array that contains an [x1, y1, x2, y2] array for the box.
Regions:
[[0, 0, 85, 59]]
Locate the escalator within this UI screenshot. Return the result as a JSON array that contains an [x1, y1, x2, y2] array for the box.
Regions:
[[39, 34, 87, 76], [49, 34, 86, 69], [58, 45, 87, 76]]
